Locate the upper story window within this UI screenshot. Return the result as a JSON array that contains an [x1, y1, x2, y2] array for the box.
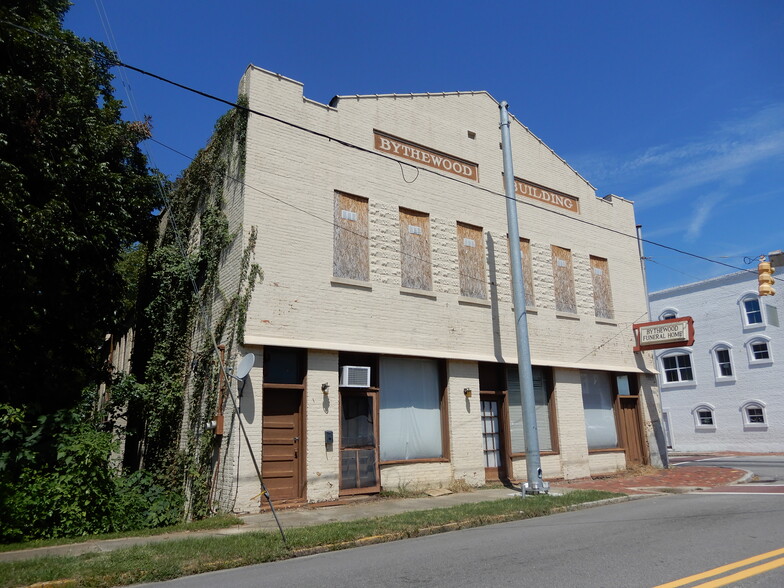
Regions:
[[744, 298, 763, 324], [738, 293, 765, 329], [457, 222, 486, 299], [400, 208, 432, 291], [551, 245, 577, 314], [333, 192, 369, 282], [659, 309, 678, 320], [745, 336, 773, 365], [590, 256, 614, 320], [710, 343, 735, 381], [661, 351, 694, 384], [510, 237, 535, 307]]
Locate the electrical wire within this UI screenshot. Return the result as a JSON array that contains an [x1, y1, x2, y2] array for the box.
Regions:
[[2, 15, 289, 539], [0, 18, 757, 279]]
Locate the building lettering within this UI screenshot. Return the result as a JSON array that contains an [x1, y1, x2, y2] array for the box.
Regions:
[[513, 178, 580, 214], [374, 132, 478, 181]]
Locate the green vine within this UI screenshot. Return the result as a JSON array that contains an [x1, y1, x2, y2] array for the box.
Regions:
[[109, 95, 260, 519]]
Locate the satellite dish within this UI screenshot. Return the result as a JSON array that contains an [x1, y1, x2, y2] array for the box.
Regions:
[[236, 353, 256, 379]]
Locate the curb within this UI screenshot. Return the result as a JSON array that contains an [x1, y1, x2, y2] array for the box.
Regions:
[[290, 495, 637, 559]]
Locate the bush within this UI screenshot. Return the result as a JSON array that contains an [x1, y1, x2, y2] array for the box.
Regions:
[[0, 412, 184, 543], [113, 470, 184, 531]]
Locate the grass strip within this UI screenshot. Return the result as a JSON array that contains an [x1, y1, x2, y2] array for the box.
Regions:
[[0, 490, 619, 588], [0, 515, 244, 554]]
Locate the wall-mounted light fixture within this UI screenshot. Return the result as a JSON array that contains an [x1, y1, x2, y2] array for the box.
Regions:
[[463, 388, 472, 398], [322, 382, 330, 395]]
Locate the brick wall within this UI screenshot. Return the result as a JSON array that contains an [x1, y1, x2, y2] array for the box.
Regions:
[[210, 65, 664, 507]]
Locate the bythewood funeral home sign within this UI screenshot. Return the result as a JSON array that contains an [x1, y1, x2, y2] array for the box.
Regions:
[[374, 131, 478, 181], [633, 317, 695, 352], [514, 178, 580, 213]]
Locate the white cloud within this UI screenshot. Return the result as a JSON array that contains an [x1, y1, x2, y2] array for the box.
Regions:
[[685, 193, 725, 242], [572, 102, 784, 209]]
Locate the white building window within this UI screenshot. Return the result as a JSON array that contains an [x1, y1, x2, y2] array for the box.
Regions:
[[660, 351, 695, 384], [745, 336, 773, 366], [659, 308, 678, 320], [692, 404, 716, 430], [710, 343, 735, 381], [738, 293, 765, 329], [740, 400, 767, 429]]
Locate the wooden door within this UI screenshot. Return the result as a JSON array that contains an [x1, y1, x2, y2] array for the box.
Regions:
[[262, 390, 303, 501], [481, 394, 507, 481], [618, 396, 647, 466]]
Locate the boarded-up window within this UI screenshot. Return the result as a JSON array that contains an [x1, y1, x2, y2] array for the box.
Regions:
[[508, 237, 535, 306], [551, 245, 576, 313], [590, 256, 614, 319], [333, 193, 369, 281], [457, 222, 486, 299], [399, 208, 432, 290]]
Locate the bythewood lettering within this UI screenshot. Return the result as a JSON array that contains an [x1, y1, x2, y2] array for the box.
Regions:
[[514, 178, 580, 213], [374, 132, 478, 181]]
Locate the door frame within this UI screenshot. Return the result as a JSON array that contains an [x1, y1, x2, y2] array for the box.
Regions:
[[613, 379, 648, 467], [480, 392, 510, 482], [339, 388, 381, 496]]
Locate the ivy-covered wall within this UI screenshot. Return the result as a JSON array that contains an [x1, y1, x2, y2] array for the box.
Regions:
[[116, 97, 262, 519]]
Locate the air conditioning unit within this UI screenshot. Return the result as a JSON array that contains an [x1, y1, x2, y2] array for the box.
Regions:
[[340, 365, 371, 388]]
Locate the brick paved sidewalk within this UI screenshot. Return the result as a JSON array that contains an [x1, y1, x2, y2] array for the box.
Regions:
[[554, 465, 749, 495]]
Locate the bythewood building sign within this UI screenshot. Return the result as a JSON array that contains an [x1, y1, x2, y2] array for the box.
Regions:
[[374, 131, 479, 181], [514, 178, 580, 213], [633, 317, 695, 352]]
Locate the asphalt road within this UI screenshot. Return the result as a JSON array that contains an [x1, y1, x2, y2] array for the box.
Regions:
[[138, 492, 784, 588]]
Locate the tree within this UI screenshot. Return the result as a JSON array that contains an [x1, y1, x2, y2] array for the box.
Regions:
[[0, 1, 161, 413]]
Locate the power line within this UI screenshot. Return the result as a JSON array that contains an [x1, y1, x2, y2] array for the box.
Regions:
[[150, 136, 646, 318], [1, 18, 756, 278]]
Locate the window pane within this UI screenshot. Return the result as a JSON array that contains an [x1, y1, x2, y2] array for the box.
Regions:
[[747, 408, 765, 423], [663, 354, 692, 382], [341, 396, 375, 448], [716, 349, 732, 376], [379, 357, 442, 460], [697, 410, 714, 426], [580, 371, 618, 449], [745, 299, 762, 324], [263, 347, 305, 384], [617, 374, 631, 396], [752, 343, 770, 359], [507, 367, 552, 452]]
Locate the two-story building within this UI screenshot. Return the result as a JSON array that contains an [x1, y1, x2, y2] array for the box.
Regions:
[[205, 65, 665, 511], [649, 270, 783, 453]]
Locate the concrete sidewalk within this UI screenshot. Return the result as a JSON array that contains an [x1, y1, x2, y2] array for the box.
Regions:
[[0, 463, 750, 563]]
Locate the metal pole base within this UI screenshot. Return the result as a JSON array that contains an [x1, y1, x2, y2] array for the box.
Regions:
[[521, 481, 551, 497]]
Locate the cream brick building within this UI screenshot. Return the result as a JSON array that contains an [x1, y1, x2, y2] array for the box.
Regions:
[[208, 65, 665, 511]]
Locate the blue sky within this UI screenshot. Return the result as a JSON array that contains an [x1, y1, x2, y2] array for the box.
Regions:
[[64, 1, 784, 292]]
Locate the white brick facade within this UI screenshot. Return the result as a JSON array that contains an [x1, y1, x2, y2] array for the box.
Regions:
[[209, 66, 664, 511], [650, 271, 784, 452]]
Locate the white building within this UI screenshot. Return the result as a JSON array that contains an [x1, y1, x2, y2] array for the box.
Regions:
[[649, 270, 783, 453], [203, 65, 665, 511]]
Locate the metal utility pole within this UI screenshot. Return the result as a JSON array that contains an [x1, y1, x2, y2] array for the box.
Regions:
[[499, 102, 546, 495]]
